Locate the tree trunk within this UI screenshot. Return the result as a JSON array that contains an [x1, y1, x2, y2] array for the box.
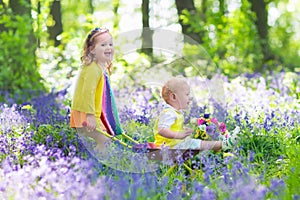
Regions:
[[201, 0, 207, 15], [48, 0, 63, 47], [10, 0, 25, 15], [219, 0, 225, 15], [88, 0, 94, 14], [0, 0, 7, 32], [10, 0, 36, 51], [175, 0, 202, 44], [141, 0, 153, 57], [113, 0, 119, 28], [249, 0, 272, 62], [217, 0, 227, 59], [2, 0, 45, 100], [37, 1, 41, 47]]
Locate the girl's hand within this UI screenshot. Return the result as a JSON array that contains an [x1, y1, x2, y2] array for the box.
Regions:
[[86, 114, 96, 131]]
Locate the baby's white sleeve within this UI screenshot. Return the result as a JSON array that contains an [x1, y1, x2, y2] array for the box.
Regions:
[[157, 110, 177, 128]]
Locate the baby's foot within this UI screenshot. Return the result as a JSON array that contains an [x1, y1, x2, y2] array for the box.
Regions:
[[222, 126, 240, 151]]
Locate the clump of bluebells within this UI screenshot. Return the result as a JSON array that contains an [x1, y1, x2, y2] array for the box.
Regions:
[[0, 71, 299, 199], [0, 145, 101, 199], [0, 90, 85, 164]]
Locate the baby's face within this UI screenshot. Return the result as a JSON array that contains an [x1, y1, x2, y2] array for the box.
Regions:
[[175, 84, 191, 110]]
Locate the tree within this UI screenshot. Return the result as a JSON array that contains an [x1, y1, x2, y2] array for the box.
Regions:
[[175, 0, 202, 44], [10, 0, 36, 47], [141, 0, 153, 57], [0, 0, 45, 103], [219, 0, 225, 16], [48, 0, 63, 47], [248, 0, 273, 63], [0, 0, 7, 32], [113, 0, 120, 28], [88, 0, 94, 14]]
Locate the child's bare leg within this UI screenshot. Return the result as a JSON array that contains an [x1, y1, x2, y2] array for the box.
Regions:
[[77, 128, 111, 152], [200, 140, 222, 151]]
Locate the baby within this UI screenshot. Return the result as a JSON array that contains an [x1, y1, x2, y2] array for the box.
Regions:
[[154, 76, 239, 151]]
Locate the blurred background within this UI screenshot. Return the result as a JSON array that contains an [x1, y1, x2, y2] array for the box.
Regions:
[[0, 0, 299, 103]]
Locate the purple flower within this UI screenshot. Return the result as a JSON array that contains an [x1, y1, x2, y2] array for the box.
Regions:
[[218, 122, 226, 133], [204, 113, 210, 119], [206, 125, 216, 139], [249, 150, 255, 162], [269, 178, 285, 196]]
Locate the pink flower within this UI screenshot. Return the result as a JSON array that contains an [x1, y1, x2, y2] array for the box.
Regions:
[[211, 118, 218, 125], [219, 122, 226, 133], [197, 118, 206, 125]]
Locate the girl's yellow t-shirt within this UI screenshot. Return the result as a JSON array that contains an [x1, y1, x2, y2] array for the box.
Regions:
[[70, 62, 104, 128]]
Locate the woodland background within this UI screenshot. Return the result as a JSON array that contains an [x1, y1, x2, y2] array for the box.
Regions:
[[0, 0, 299, 102], [0, 1, 300, 199]]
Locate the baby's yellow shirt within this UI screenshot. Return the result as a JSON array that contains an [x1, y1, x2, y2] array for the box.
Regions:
[[154, 107, 185, 147]]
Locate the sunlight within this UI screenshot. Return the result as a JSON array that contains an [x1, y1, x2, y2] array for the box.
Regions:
[[268, 3, 281, 26]]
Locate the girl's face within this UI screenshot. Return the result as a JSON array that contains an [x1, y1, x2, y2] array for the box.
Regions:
[[93, 32, 114, 65]]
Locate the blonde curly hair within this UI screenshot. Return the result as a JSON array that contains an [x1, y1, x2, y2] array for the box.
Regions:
[[81, 27, 112, 74]]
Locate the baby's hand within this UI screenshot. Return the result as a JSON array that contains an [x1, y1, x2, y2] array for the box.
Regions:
[[185, 127, 193, 134], [182, 127, 193, 138], [190, 118, 198, 125]]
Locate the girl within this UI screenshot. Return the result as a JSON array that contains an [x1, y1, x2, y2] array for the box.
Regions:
[[154, 76, 239, 151], [70, 27, 122, 151]]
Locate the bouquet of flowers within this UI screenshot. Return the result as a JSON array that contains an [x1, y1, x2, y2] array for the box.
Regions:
[[191, 113, 228, 140]]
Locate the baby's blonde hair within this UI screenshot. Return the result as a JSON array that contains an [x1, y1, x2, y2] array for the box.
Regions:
[[161, 76, 189, 103]]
